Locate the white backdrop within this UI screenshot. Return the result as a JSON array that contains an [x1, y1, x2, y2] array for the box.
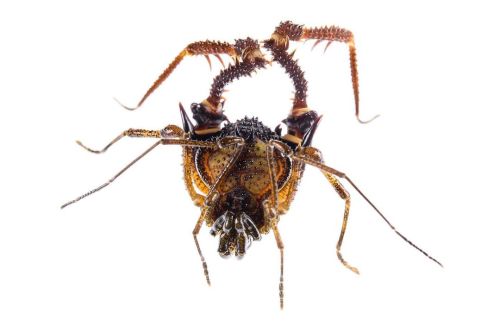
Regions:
[[1, 0, 499, 332]]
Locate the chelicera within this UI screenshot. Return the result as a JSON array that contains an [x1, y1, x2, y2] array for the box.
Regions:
[[62, 21, 442, 309]]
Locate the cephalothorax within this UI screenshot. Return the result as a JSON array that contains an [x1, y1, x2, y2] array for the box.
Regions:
[[62, 21, 442, 309]]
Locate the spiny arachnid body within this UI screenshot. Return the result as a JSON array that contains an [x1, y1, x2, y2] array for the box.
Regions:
[[62, 21, 442, 309]]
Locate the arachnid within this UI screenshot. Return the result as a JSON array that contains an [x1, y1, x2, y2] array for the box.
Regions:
[[62, 21, 442, 309]]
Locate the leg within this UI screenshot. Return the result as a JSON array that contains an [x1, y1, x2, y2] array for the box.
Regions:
[[61, 132, 218, 209], [265, 143, 285, 309], [322, 172, 359, 274], [293, 146, 443, 268], [120, 41, 237, 110], [193, 211, 210, 286], [270, 142, 358, 274], [195, 136, 245, 227], [272, 225, 285, 310], [61, 140, 162, 209]]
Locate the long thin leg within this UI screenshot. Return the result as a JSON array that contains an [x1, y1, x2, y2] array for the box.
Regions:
[[76, 124, 189, 154], [120, 41, 237, 110], [268, 141, 359, 274], [61, 136, 218, 209], [61, 140, 161, 209], [272, 225, 285, 310], [265, 143, 285, 309], [193, 211, 210, 286], [293, 147, 443, 268]]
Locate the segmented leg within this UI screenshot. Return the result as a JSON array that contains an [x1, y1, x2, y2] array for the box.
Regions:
[[292, 146, 443, 268], [76, 128, 162, 154], [292, 146, 358, 273], [122, 41, 237, 110], [61, 127, 218, 209], [265, 143, 285, 309], [61, 140, 162, 209], [322, 172, 358, 274], [193, 211, 210, 286], [272, 225, 285, 310]]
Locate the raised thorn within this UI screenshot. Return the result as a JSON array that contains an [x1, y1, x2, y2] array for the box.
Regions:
[[204, 54, 213, 71], [214, 54, 225, 68]]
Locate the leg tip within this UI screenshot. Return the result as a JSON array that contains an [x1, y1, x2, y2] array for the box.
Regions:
[[357, 113, 380, 124]]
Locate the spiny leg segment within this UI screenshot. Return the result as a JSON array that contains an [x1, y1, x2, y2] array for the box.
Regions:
[[203, 38, 267, 112], [263, 39, 309, 115]]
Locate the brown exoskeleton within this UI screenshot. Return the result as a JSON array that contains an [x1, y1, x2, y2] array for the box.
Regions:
[[62, 21, 442, 309]]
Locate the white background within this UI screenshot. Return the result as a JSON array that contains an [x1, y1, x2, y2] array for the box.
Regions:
[[1, 0, 499, 332]]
